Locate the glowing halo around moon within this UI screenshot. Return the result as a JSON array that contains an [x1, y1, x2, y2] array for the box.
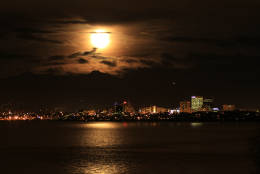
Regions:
[[90, 30, 110, 49]]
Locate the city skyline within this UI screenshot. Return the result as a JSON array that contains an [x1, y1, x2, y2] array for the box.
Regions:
[[0, 94, 256, 113]]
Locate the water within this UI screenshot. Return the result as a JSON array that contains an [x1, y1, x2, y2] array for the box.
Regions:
[[0, 121, 259, 174]]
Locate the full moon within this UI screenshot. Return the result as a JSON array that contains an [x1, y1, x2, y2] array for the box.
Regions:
[[90, 30, 110, 49]]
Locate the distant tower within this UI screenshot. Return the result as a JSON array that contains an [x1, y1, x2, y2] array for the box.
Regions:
[[122, 101, 128, 113], [191, 96, 203, 112]]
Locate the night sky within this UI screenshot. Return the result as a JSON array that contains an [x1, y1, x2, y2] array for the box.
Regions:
[[0, 0, 260, 110]]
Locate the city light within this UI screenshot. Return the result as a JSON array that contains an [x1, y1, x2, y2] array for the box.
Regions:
[[0, 96, 259, 122]]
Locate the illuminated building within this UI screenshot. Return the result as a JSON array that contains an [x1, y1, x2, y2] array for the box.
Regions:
[[139, 106, 168, 114], [202, 98, 214, 111], [169, 109, 180, 114], [212, 107, 220, 112], [123, 101, 128, 111], [122, 101, 135, 114], [222, 104, 236, 111], [156, 106, 168, 113], [83, 110, 96, 116], [191, 96, 203, 112], [180, 101, 191, 113], [139, 106, 152, 114]]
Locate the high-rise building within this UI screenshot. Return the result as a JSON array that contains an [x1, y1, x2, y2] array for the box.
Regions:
[[180, 101, 191, 113], [222, 104, 236, 111], [139, 106, 168, 114], [191, 96, 203, 112], [202, 98, 214, 111], [122, 101, 135, 114]]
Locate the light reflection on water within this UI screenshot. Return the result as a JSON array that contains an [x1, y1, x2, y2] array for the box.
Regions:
[[83, 163, 128, 174], [190, 122, 204, 127], [79, 123, 124, 147], [84, 122, 122, 129], [0, 121, 259, 174]]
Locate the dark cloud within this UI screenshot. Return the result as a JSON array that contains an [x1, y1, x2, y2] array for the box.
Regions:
[[139, 59, 158, 67], [53, 19, 89, 24], [160, 52, 260, 73], [122, 59, 139, 63], [78, 58, 89, 64], [0, 53, 35, 60], [68, 52, 82, 59], [188, 53, 260, 72], [100, 60, 117, 67], [0, 33, 8, 40], [83, 48, 97, 55], [160, 53, 178, 66], [43, 67, 65, 75], [162, 36, 260, 48], [14, 27, 55, 34], [48, 55, 66, 60], [160, 53, 192, 69], [91, 55, 108, 59], [45, 62, 67, 66], [16, 33, 63, 44], [162, 37, 216, 43], [235, 37, 260, 47], [0, 53, 39, 78], [68, 48, 97, 59]]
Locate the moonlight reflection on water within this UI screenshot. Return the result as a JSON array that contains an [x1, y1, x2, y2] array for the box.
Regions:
[[0, 121, 259, 174]]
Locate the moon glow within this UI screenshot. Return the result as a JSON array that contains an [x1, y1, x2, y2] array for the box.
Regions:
[[90, 30, 110, 49]]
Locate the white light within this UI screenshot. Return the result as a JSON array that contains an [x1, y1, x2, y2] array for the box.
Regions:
[[90, 30, 110, 49]]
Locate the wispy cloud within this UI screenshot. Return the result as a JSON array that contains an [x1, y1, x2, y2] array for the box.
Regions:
[[17, 33, 63, 44], [53, 18, 89, 24], [100, 60, 117, 67], [68, 48, 97, 59], [78, 58, 89, 64], [49, 55, 66, 60]]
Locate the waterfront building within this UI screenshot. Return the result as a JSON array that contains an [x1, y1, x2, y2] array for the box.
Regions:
[[139, 105, 168, 114], [122, 101, 135, 114], [180, 101, 191, 113], [202, 98, 214, 111], [222, 104, 236, 111], [191, 96, 204, 112]]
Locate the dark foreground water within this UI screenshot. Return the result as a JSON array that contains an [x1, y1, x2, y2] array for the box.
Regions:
[[0, 121, 260, 174]]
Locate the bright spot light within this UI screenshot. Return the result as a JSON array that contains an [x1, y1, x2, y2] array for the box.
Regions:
[[90, 30, 110, 49]]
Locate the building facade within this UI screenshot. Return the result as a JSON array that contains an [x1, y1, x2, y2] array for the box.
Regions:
[[139, 106, 168, 114], [202, 98, 214, 111], [180, 101, 191, 113], [191, 96, 204, 112], [122, 101, 135, 113], [222, 104, 236, 111]]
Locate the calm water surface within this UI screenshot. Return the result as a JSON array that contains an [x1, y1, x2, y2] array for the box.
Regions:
[[0, 121, 260, 174]]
